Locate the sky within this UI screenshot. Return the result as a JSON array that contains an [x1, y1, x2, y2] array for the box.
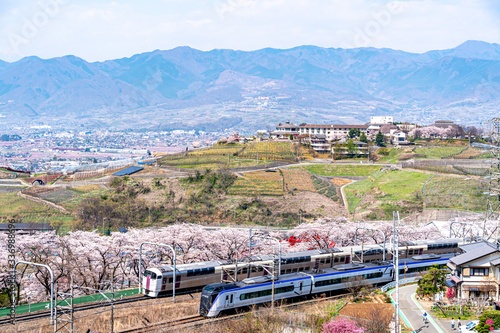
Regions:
[[0, 0, 499, 62]]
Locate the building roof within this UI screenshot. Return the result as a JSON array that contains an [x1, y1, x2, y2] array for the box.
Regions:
[[113, 166, 144, 176], [449, 241, 499, 266], [380, 124, 398, 133], [299, 124, 368, 129]]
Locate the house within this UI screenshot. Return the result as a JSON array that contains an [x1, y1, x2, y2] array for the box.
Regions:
[[392, 131, 409, 145], [298, 124, 368, 141], [432, 120, 456, 128], [332, 140, 369, 156], [447, 241, 500, 302], [307, 134, 329, 152], [270, 121, 299, 139], [380, 124, 399, 139]]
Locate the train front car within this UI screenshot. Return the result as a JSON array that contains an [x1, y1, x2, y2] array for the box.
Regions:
[[142, 267, 164, 297], [199, 283, 239, 317]]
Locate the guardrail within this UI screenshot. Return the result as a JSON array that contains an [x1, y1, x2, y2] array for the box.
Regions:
[[380, 277, 419, 293]]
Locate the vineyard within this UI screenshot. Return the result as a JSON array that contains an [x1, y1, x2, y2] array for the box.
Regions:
[[159, 142, 296, 169], [281, 169, 315, 192], [238, 141, 296, 161], [0, 191, 71, 226], [227, 170, 284, 197], [311, 176, 340, 202]]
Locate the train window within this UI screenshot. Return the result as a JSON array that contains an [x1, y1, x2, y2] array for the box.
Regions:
[[258, 267, 263, 272], [334, 257, 339, 263], [230, 295, 233, 303], [320, 259, 325, 264], [340, 257, 345, 262], [202, 268, 208, 275], [286, 269, 292, 274], [292, 268, 298, 273], [305, 267, 310, 271], [143, 270, 157, 279], [300, 282, 303, 291], [299, 267, 304, 272], [326, 258, 331, 264], [187, 270, 193, 277], [209, 267, 215, 274], [163, 278, 167, 284], [281, 270, 285, 275], [251, 267, 257, 273], [242, 268, 248, 274]]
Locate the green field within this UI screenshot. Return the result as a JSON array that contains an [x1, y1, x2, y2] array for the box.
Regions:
[[344, 169, 487, 219], [423, 176, 487, 211], [0, 191, 73, 229], [296, 164, 380, 177], [413, 147, 464, 159]]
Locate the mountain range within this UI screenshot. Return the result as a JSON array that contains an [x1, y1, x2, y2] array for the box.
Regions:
[[0, 40, 499, 132]]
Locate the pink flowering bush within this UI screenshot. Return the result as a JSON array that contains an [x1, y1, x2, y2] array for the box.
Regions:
[[322, 316, 365, 333]]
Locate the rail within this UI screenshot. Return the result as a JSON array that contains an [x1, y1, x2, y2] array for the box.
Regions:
[[380, 277, 419, 293]]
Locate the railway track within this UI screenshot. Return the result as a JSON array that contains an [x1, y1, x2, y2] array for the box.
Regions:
[[117, 290, 359, 333], [0, 295, 148, 326], [119, 315, 206, 333], [0, 289, 202, 327]]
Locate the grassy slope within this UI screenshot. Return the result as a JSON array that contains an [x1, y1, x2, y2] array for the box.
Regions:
[[343, 169, 486, 219], [296, 165, 380, 177]]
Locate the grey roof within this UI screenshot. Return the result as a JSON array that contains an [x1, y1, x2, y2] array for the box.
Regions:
[[459, 241, 491, 252], [113, 166, 144, 176], [450, 242, 499, 266], [491, 258, 500, 266]]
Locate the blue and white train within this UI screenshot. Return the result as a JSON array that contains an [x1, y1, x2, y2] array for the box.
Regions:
[[199, 253, 452, 317]]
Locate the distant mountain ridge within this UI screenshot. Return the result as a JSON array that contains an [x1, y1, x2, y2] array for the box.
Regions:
[[0, 40, 499, 131]]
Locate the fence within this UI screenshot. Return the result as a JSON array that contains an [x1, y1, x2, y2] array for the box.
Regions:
[[380, 277, 419, 293]]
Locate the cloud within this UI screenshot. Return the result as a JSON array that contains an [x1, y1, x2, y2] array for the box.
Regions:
[[0, 0, 498, 62]]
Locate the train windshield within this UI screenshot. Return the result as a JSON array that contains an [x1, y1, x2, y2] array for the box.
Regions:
[[144, 270, 157, 279]]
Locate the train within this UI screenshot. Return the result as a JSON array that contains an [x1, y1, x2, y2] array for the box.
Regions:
[[199, 253, 453, 317], [142, 238, 463, 297]]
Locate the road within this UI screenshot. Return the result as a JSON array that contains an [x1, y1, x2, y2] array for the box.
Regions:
[[390, 284, 448, 333]]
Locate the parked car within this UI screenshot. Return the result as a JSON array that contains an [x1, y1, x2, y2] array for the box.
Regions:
[[459, 320, 478, 333]]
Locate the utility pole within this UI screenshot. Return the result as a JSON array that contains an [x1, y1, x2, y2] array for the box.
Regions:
[[393, 211, 400, 333]]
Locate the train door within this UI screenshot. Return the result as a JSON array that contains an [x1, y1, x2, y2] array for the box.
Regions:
[[345, 255, 350, 264], [419, 248, 423, 255], [314, 258, 320, 269], [145, 276, 151, 291], [175, 275, 181, 289], [225, 293, 234, 308]]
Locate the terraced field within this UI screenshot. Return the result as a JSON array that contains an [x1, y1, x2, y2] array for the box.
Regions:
[[239, 141, 295, 161], [227, 170, 284, 197], [281, 169, 315, 192], [311, 176, 340, 202]]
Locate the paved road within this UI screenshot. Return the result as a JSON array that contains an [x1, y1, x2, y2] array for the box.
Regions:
[[391, 284, 446, 333]]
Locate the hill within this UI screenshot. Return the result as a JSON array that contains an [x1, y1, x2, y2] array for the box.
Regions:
[[0, 41, 499, 131]]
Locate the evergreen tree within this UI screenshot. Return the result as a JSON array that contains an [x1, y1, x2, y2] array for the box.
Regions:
[[375, 131, 385, 146], [359, 133, 368, 143], [416, 265, 447, 297], [346, 139, 357, 155]]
